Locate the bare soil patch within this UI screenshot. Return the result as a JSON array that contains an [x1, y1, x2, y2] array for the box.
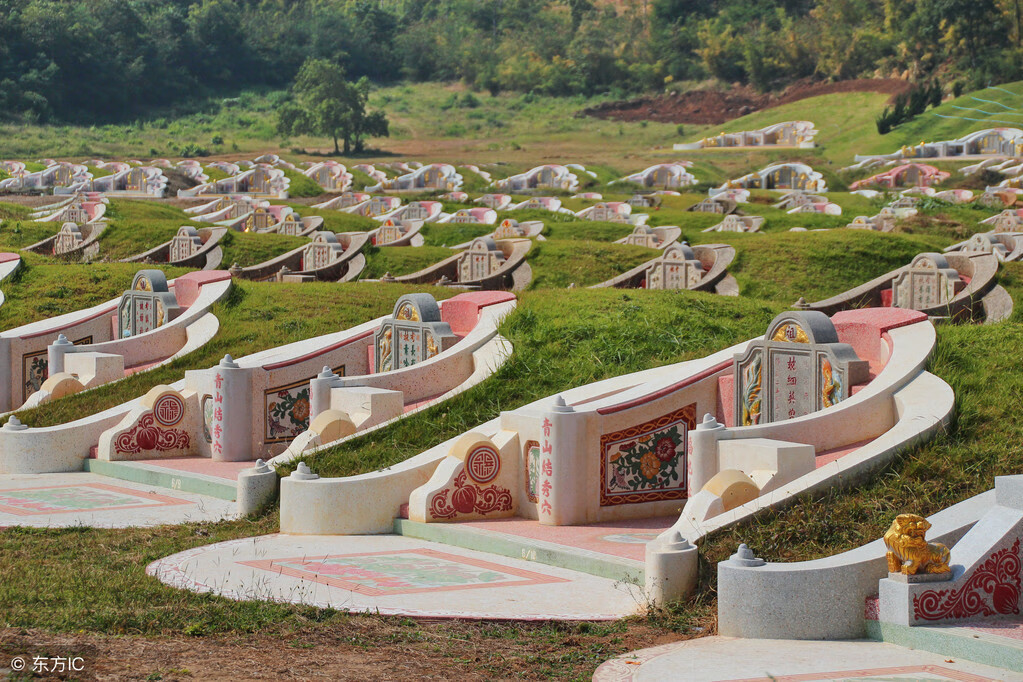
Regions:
[[0, 617, 707, 681], [581, 79, 914, 125]]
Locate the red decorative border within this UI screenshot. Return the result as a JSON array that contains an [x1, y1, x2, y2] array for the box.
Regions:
[[429, 471, 512, 519], [913, 538, 1021, 621], [0, 483, 192, 516], [599, 403, 696, 507], [239, 548, 567, 597]]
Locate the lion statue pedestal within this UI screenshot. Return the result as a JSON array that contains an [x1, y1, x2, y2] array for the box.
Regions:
[[883, 513, 952, 577]]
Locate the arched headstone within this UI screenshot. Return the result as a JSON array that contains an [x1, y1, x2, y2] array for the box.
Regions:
[[373, 294, 456, 373], [493, 219, 524, 240], [623, 225, 660, 248], [301, 232, 345, 270], [117, 270, 180, 338], [733, 311, 868, 426], [170, 226, 202, 261], [375, 219, 404, 245], [54, 223, 84, 255], [457, 237, 505, 282], [645, 243, 704, 290], [891, 253, 964, 310]]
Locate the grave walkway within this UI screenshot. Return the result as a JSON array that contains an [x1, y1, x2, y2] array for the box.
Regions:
[[148, 532, 645, 620], [593, 636, 1020, 681], [0, 472, 235, 528], [83, 455, 259, 502]]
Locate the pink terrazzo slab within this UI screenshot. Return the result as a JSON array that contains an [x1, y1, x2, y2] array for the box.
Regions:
[[132, 457, 258, 481], [962, 618, 1023, 642], [462, 516, 677, 561], [239, 547, 568, 597], [0, 483, 191, 516], [815, 438, 874, 468]]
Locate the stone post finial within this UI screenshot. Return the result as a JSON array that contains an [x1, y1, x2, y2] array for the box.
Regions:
[[219, 354, 239, 368], [793, 296, 807, 308], [291, 461, 320, 480], [697, 413, 723, 430], [53, 333, 73, 346], [729, 543, 766, 567], [3, 416, 28, 431], [253, 459, 272, 474], [551, 395, 574, 413]]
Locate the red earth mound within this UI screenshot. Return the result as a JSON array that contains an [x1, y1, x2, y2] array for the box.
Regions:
[[581, 79, 914, 125]]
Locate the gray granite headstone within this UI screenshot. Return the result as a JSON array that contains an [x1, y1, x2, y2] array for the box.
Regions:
[[457, 237, 505, 282], [733, 311, 868, 426], [117, 270, 180, 338], [373, 294, 456, 373], [891, 253, 963, 310]]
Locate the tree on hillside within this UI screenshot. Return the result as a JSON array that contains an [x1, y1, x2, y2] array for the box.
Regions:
[[276, 58, 389, 155]]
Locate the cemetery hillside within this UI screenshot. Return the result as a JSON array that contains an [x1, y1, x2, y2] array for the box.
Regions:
[[6, 6, 1023, 680]]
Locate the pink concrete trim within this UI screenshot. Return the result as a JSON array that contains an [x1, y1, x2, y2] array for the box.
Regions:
[[239, 548, 568, 596], [441, 291, 517, 336], [814, 438, 874, 468], [462, 516, 675, 562], [963, 618, 1023, 641], [0, 483, 192, 516], [831, 307, 926, 334], [596, 360, 732, 415], [169, 270, 232, 307], [261, 329, 374, 370], [0, 252, 20, 263], [131, 457, 258, 481], [21, 303, 118, 340]]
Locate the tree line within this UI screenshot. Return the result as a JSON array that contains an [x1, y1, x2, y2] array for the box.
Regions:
[[0, 0, 1015, 124]]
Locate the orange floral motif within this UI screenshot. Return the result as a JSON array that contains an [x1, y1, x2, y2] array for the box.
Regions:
[[292, 397, 310, 423], [640, 451, 660, 480]]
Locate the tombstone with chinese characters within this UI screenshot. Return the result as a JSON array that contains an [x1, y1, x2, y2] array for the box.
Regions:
[[53, 223, 84, 255], [891, 253, 964, 310], [645, 243, 705, 290], [301, 232, 345, 271], [989, 209, 1023, 233], [373, 294, 457, 373], [457, 237, 506, 282], [117, 270, 181, 339], [401, 202, 434, 221], [243, 206, 276, 231], [622, 225, 662, 248], [363, 196, 398, 217], [705, 215, 763, 233], [59, 202, 90, 224], [492, 218, 536, 240], [375, 219, 404, 245], [733, 311, 868, 426], [689, 197, 736, 214], [276, 212, 304, 236], [962, 233, 1010, 259], [170, 226, 203, 261]]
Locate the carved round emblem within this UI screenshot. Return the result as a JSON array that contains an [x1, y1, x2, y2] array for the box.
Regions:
[[153, 393, 185, 427], [465, 445, 500, 485]]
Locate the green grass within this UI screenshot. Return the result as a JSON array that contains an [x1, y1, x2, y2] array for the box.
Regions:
[[527, 240, 658, 288], [0, 202, 63, 250], [218, 231, 310, 268], [283, 203, 377, 233], [288, 288, 781, 477], [15, 280, 457, 428], [361, 245, 455, 278], [282, 168, 325, 198], [0, 260, 192, 331], [420, 222, 495, 247], [98, 200, 205, 261]]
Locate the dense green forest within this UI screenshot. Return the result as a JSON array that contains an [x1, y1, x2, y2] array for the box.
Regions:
[[0, 0, 1017, 123]]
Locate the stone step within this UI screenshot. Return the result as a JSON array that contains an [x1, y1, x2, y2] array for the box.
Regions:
[[393, 518, 644, 585], [83, 458, 238, 501], [866, 618, 1023, 673]]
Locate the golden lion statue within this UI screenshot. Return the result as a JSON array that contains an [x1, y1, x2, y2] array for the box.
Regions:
[[883, 514, 951, 575]]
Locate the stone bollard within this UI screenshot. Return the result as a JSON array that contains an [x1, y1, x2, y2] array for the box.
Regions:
[[211, 354, 253, 461], [689, 413, 725, 495], [47, 334, 75, 375], [645, 530, 699, 606], [309, 366, 339, 421], [236, 459, 278, 516]]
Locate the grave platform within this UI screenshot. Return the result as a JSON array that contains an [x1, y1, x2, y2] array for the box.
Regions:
[[866, 616, 1023, 674], [0, 472, 235, 528], [148, 532, 643, 620], [394, 516, 675, 584], [592, 636, 1016, 681], [83, 456, 259, 501]]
